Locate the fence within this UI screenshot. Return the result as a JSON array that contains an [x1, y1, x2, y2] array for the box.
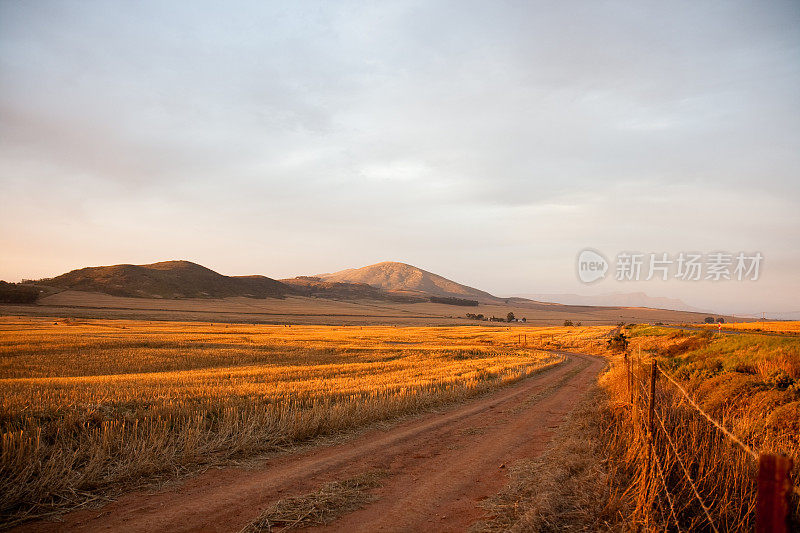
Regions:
[[623, 354, 796, 532]]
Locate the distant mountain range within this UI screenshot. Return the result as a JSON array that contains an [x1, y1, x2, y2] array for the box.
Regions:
[[519, 292, 707, 313], [26, 260, 498, 305], [14, 260, 709, 314]]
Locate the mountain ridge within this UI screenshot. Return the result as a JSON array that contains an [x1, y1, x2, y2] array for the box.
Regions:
[[39, 260, 289, 299], [316, 261, 500, 303]]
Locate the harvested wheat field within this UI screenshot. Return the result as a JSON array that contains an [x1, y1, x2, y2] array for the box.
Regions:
[[0, 316, 614, 530], [4, 317, 797, 532]]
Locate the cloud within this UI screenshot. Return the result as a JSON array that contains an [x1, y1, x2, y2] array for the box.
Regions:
[[0, 0, 798, 313]]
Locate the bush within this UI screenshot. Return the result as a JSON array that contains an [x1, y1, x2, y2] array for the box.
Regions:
[[564, 320, 574, 327]]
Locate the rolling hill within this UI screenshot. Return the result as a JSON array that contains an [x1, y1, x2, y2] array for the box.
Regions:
[[40, 260, 290, 299], [317, 261, 501, 303]]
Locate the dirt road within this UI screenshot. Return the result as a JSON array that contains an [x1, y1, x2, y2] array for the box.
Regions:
[[21, 351, 604, 533]]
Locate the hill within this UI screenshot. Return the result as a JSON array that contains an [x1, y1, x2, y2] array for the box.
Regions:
[[317, 261, 501, 303], [40, 261, 290, 299]]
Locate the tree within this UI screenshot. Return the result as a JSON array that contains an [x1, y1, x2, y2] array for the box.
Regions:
[[564, 320, 573, 327], [507, 312, 515, 323], [704, 316, 715, 324], [716, 317, 725, 323]]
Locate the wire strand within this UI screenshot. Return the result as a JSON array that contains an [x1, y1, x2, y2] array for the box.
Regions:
[[650, 435, 683, 533], [656, 364, 758, 461], [653, 408, 720, 533]]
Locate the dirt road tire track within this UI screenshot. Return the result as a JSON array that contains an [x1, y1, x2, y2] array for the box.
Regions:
[[17, 351, 605, 533]]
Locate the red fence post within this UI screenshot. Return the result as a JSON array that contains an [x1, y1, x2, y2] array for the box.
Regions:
[[756, 453, 793, 533]]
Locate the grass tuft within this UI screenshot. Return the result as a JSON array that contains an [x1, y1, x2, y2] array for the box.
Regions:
[[241, 471, 387, 532]]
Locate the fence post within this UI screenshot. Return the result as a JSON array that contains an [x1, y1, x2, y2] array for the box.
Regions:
[[649, 362, 656, 439], [644, 362, 657, 498], [756, 453, 793, 533], [624, 352, 632, 405]]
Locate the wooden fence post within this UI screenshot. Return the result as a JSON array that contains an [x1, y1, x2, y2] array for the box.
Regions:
[[649, 362, 656, 439], [624, 352, 632, 405], [644, 362, 657, 497], [756, 453, 793, 533]]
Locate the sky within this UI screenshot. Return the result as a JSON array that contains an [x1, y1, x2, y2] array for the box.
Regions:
[[1, 0, 799, 316]]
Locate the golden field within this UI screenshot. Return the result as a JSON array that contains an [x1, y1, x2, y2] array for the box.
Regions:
[[699, 320, 800, 335], [0, 316, 606, 525]]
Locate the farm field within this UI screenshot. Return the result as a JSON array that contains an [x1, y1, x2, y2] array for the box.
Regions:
[[4, 317, 797, 531], [698, 320, 800, 335], [0, 316, 612, 528]]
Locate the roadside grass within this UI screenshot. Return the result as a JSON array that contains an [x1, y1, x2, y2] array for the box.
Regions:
[[600, 325, 800, 530], [1, 317, 617, 527], [478, 324, 799, 531], [241, 471, 387, 532]]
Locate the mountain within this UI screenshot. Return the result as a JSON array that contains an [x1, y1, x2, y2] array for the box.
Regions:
[[518, 291, 705, 313], [317, 262, 500, 303], [40, 260, 290, 299]]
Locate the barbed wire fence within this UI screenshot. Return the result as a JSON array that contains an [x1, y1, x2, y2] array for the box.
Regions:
[[622, 353, 796, 532]]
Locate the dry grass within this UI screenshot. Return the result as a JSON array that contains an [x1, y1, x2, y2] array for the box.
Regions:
[[477, 324, 800, 532], [241, 471, 387, 532], [600, 325, 800, 530], [1, 316, 582, 526]]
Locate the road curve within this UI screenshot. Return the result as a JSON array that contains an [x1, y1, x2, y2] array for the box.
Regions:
[[18, 351, 605, 533]]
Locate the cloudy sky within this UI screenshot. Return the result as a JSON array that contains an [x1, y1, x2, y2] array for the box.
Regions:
[[1, 1, 798, 316]]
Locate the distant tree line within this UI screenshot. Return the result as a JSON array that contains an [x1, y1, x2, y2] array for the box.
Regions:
[[465, 312, 525, 323], [429, 296, 479, 306], [0, 281, 40, 304]]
